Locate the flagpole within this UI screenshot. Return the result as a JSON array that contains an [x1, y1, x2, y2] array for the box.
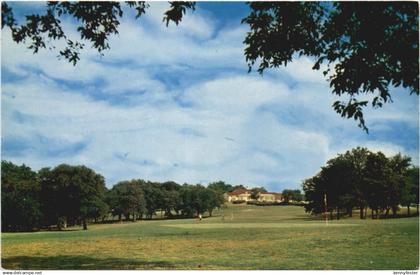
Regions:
[[324, 193, 328, 225]]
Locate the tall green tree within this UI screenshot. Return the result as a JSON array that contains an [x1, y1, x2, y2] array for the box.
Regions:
[[405, 166, 419, 215], [161, 181, 181, 218], [39, 164, 107, 230], [138, 181, 164, 219], [343, 147, 370, 219], [363, 152, 391, 218], [386, 154, 412, 217], [303, 148, 415, 220], [302, 174, 326, 215], [1, 161, 42, 232], [109, 180, 146, 221], [243, 2, 418, 131]]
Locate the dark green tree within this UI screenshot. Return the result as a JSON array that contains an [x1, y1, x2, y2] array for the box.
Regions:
[[39, 164, 107, 230], [243, 2, 418, 131], [1, 161, 42, 232], [109, 180, 146, 221], [282, 189, 303, 203], [363, 151, 391, 219], [204, 188, 224, 216], [405, 166, 419, 215], [386, 154, 412, 217], [207, 181, 234, 194], [304, 148, 415, 220], [161, 181, 181, 218], [342, 147, 370, 219], [303, 151, 365, 219], [302, 174, 326, 215], [250, 187, 267, 200], [138, 181, 164, 219], [1, 1, 195, 64]]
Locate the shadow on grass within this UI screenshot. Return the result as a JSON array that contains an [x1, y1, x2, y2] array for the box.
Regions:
[[2, 255, 175, 270]]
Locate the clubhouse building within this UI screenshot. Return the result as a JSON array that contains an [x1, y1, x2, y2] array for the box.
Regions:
[[224, 188, 283, 203]]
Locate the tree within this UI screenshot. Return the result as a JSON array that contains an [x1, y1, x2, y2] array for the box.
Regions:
[[161, 181, 181, 218], [108, 180, 146, 222], [177, 184, 222, 218], [282, 189, 303, 203], [405, 166, 419, 215], [138, 181, 164, 219], [303, 148, 415, 220], [302, 174, 326, 215], [2, 2, 418, 131], [39, 164, 107, 230], [363, 151, 391, 219], [386, 154, 412, 217], [401, 167, 418, 216], [250, 187, 267, 200], [207, 181, 233, 194], [243, 2, 418, 132], [1, 161, 42, 232], [343, 147, 370, 219], [1, 2, 194, 64], [304, 149, 370, 219], [205, 188, 224, 216]]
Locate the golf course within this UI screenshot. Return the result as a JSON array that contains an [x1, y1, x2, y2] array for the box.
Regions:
[[2, 204, 418, 270]]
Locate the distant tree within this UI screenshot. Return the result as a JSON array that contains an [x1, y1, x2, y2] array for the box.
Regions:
[[139, 181, 164, 219], [91, 195, 110, 222], [207, 181, 233, 194], [178, 184, 196, 217], [364, 152, 391, 219], [161, 181, 181, 218], [401, 167, 418, 216], [39, 164, 106, 230], [110, 180, 146, 221], [405, 166, 419, 215], [282, 189, 303, 203], [342, 147, 370, 219], [205, 188, 224, 216], [250, 187, 267, 200], [386, 154, 412, 217], [177, 184, 222, 218], [1, 161, 42, 232], [232, 184, 247, 190], [302, 175, 326, 215]]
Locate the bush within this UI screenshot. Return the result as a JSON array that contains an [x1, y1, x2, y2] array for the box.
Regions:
[[232, 200, 246, 204]]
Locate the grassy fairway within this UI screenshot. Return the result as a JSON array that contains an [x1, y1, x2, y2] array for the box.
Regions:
[[2, 205, 418, 270]]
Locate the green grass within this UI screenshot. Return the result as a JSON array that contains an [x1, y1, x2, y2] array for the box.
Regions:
[[2, 205, 419, 270]]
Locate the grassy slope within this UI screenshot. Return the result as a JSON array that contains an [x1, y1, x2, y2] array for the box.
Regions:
[[1, 205, 419, 270]]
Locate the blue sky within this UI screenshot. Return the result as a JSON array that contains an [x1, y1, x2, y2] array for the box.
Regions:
[[2, 2, 419, 191]]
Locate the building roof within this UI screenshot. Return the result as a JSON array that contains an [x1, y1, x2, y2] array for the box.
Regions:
[[226, 188, 251, 196]]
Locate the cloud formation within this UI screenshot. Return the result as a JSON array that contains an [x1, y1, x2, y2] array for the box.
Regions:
[[2, 2, 418, 191]]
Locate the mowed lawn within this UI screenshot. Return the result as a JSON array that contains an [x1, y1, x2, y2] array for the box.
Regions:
[[2, 205, 419, 270]]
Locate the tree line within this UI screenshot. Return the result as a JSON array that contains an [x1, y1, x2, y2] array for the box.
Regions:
[[303, 147, 419, 219], [1, 161, 227, 232]]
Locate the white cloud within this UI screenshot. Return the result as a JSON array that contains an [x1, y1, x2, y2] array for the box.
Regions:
[[2, 3, 418, 191]]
